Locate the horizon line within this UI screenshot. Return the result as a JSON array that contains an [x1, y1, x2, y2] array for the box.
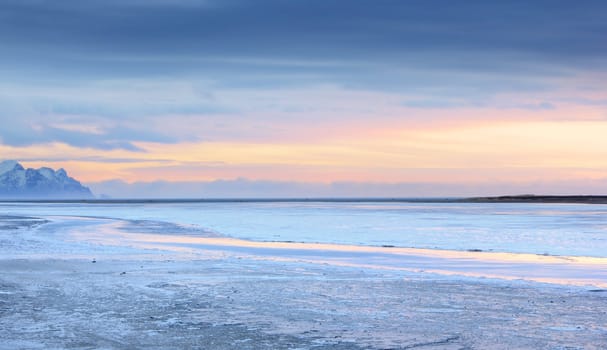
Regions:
[[3, 195, 607, 204]]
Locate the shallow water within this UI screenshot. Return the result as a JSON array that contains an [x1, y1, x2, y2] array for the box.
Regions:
[[1, 201, 606, 257]]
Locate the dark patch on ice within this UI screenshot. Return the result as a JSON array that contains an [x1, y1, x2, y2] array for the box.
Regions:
[[118, 219, 222, 238], [588, 289, 606, 293], [147, 282, 185, 289], [0, 281, 19, 316], [0, 215, 49, 231], [0, 215, 38, 220], [382, 335, 461, 349]]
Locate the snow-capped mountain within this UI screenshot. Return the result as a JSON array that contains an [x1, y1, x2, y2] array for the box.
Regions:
[[0, 160, 93, 199]]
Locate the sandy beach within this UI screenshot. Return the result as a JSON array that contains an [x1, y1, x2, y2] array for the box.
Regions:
[[1, 215, 606, 349]]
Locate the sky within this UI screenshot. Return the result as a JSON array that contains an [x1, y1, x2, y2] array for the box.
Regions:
[[1, 0, 607, 197]]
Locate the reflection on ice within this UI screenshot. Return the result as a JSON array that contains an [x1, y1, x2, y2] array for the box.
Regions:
[[3, 200, 607, 288], [3, 201, 607, 257], [64, 216, 607, 289]]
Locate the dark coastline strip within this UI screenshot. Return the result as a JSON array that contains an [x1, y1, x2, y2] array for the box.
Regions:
[[1, 195, 607, 204], [466, 195, 607, 204]]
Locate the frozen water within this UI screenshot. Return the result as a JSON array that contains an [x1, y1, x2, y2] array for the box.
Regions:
[[1, 202, 607, 349], [1, 201, 606, 257]]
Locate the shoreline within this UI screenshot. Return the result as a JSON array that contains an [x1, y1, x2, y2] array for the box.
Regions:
[[3, 194, 607, 204]]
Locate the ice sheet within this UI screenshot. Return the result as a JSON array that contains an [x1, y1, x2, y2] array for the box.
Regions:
[[1, 210, 606, 349], [2, 201, 607, 257]]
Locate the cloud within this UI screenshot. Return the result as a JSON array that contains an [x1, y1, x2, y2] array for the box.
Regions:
[[512, 102, 556, 111], [0, 79, 231, 149], [17, 156, 174, 164], [1, 0, 606, 153], [2, 1, 605, 81], [402, 99, 476, 109], [0, 116, 173, 151]]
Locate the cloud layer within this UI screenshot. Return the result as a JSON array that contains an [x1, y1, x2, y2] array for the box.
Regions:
[[1, 1, 606, 195]]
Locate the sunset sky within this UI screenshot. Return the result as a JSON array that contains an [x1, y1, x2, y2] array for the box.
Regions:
[[1, 0, 607, 197]]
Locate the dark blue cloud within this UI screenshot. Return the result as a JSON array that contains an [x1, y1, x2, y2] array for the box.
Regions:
[[1, 0, 606, 149], [2, 0, 605, 77]]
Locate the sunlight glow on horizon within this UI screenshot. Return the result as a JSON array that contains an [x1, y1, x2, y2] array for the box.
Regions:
[[8, 117, 607, 186]]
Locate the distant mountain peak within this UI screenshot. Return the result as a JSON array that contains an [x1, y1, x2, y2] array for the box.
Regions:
[[0, 160, 24, 175], [0, 161, 93, 199]]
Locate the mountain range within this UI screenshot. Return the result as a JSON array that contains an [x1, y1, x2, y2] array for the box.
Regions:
[[0, 160, 93, 199]]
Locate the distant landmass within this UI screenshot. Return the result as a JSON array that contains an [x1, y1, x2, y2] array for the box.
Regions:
[[467, 194, 607, 204], [0, 160, 93, 199]]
